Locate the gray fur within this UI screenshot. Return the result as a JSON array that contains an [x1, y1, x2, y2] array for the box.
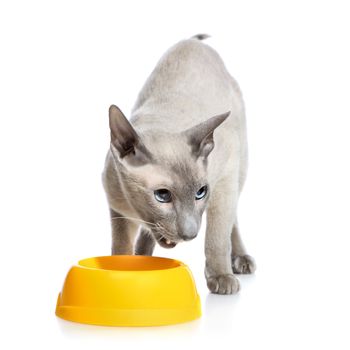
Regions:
[[102, 36, 256, 294], [191, 33, 210, 40], [134, 228, 156, 255]]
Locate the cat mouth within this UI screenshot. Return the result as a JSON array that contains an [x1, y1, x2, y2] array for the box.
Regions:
[[157, 236, 178, 249]]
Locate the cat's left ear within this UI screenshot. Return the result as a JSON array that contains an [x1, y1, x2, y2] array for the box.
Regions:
[[184, 111, 230, 159], [109, 105, 151, 166]]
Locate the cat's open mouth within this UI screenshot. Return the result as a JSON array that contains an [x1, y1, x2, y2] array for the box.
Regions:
[[157, 237, 177, 249]]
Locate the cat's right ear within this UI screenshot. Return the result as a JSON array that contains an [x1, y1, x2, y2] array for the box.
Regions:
[[184, 111, 230, 159], [109, 105, 151, 166]]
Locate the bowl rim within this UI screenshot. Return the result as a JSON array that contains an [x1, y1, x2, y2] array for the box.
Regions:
[[76, 255, 186, 272]]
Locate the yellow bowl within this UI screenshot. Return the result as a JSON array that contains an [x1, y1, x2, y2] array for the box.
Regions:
[[55, 255, 201, 327]]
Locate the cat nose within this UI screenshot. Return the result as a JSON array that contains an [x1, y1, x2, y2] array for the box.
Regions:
[[179, 218, 198, 241]]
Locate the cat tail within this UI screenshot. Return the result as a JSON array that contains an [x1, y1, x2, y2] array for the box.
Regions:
[[191, 33, 210, 40]]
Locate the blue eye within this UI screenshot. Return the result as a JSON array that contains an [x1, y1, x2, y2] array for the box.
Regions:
[[154, 189, 172, 203], [195, 186, 207, 200]]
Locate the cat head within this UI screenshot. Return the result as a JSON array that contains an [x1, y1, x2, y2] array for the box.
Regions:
[[108, 105, 229, 248]]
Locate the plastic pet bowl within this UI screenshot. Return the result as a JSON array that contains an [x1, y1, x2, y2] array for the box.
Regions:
[[55, 255, 201, 327]]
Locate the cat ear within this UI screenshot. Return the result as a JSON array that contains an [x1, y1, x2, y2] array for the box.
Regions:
[[109, 105, 151, 165], [184, 111, 230, 159]]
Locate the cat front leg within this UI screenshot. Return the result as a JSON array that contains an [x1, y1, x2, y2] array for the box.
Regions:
[[205, 176, 240, 294], [135, 228, 156, 256], [231, 223, 256, 274], [110, 208, 139, 255]]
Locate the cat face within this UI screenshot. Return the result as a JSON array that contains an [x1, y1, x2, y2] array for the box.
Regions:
[[108, 105, 229, 248], [117, 150, 210, 248]]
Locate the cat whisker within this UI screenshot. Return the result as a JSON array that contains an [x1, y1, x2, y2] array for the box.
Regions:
[[155, 223, 178, 239], [111, 216, 157, 227]]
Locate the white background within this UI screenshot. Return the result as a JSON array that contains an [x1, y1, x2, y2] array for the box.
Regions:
[[1, 0, 349, 349]]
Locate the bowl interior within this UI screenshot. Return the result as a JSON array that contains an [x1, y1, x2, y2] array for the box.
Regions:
[[78, 255, 183, 271]]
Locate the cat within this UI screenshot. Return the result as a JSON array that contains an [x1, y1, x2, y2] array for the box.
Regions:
[[102, 34, 256, 294]]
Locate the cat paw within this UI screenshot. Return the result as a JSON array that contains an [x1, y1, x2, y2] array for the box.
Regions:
[[206, 274, 240, 295], [232, 254, 256, 274]]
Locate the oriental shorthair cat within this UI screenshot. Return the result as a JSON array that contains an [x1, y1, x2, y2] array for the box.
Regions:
[[102, 34, 256, 294]]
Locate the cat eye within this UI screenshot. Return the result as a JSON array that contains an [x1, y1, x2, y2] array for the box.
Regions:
[[195, 185, 208, 200], [154, 189, 172, 203]]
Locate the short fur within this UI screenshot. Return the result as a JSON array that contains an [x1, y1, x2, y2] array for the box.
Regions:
[[102, 35, 256, 294]]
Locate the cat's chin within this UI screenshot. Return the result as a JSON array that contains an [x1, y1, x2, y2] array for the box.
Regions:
[[157, 236, 178, 249]]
